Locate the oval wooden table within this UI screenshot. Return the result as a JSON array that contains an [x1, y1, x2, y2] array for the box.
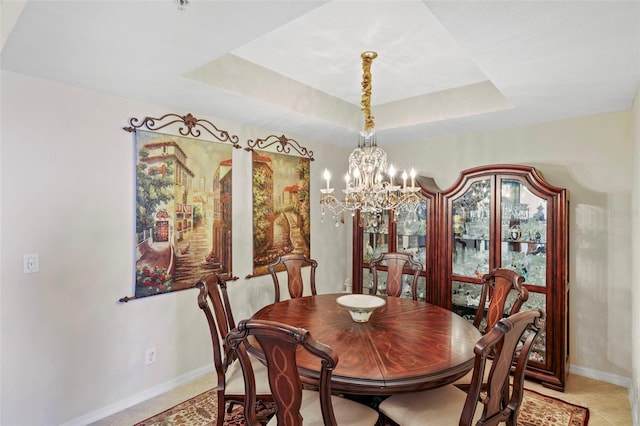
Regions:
[[251, 293, 482, 395]]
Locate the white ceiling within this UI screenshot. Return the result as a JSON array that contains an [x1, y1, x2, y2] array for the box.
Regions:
[[2, 0, 639, 147]]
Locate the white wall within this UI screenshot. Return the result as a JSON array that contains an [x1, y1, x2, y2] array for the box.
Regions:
[[0, 69, 635, 425], [386, 111, 634, 379], [0, 70, 351, 425]]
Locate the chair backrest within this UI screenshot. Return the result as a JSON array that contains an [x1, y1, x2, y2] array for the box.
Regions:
[[268, 253, 318, 303], [195, 273, 236, 392], [461, 309, 546, 426], [369, 252, 423, 300], [474, 268, 529, 334], [226, 319, 339, 426]]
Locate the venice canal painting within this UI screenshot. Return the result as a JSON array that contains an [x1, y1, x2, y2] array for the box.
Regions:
[[134, 130, 233, 298], [252, 150, 311, 276]]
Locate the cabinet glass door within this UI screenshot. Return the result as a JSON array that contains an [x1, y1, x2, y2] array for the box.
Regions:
[[500, 179, 547, 286], [499, 178, 548, 364], [451, 179, 491, 278], [395, 201, 427, 266], [362, 212, 390, 264], [395, 201, 428, 300]]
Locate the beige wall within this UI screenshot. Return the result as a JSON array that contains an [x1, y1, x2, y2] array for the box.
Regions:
[[386, 111, 634, 379], [0, 70, 352, 425], [0, 69, 634, 425]]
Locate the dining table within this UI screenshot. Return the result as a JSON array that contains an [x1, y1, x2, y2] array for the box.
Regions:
[[250, 293, 482, 395]]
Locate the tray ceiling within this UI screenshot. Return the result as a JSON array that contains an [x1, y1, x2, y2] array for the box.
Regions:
[[2, 0, 639, 147]]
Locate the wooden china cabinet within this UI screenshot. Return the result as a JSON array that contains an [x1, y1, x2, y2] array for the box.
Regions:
[[351, 177, 439, 303], [438, 164, 568, 391], [352, 164, 569, 391]]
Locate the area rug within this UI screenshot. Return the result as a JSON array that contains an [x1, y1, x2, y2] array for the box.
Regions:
[[136, 387, 589, 425], [134, 392, 275, 426], [517, 388, 589, 426]]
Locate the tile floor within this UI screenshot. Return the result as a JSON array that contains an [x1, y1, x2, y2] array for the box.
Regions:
[[91, 373, 633, 425]]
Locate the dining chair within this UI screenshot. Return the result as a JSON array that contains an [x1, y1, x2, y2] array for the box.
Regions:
[[267, 253, 317, 303], [454, 267, 529, 386], [472, 268, 529, 333], [379, 309, 546, 426], [369, 252, 423, 300], [226, 319, 380, 426], [195, 273, 272, 426]]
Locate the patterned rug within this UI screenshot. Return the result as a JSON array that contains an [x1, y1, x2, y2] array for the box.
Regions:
[[518, 388, 589, 426], [135, 387, 589, 425], [134, 392, 275, 426]]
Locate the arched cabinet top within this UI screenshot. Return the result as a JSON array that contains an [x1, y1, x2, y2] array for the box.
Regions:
[[441, 164, 566, 199]]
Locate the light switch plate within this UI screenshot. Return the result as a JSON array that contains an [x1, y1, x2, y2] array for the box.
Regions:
[[23, 254, 39, 273]]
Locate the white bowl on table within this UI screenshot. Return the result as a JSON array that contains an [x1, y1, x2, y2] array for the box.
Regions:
[[336, 294, 386, 323]]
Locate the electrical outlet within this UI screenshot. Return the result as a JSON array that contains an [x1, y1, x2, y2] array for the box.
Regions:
[[145, 347, 156, 366]]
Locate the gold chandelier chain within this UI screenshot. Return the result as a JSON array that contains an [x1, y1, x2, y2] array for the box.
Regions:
[[320, 50, 419, 225], [361, 51, 377, 133]]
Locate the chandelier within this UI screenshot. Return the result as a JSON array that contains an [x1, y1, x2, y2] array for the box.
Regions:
[[320, 51, 421, 225]]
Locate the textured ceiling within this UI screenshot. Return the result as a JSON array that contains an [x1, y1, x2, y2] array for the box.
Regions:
[[2, 0, 639, 147]]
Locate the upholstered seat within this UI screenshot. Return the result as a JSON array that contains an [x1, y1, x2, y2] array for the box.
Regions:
[[379, 309, 545, 426], [265, 389, 377, 426], [222, 354, 269, 395], [226, 319, 379, 426], [378, 384, 483, 425]]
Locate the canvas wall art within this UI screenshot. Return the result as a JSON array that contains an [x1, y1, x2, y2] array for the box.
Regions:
[[131, 127, 234, 298], [251, 149, 311, 276]]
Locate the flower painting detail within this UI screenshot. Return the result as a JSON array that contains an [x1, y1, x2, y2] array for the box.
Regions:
[[134, 130, 233, 298], [252, 150, 311, 276]]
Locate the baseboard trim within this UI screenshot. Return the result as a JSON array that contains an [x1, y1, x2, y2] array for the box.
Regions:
[[570, 363, 631, 388], [59, 365, 213, 426]]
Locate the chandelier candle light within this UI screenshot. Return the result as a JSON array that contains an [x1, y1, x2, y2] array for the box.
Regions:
[[320, 51, 421, 225]]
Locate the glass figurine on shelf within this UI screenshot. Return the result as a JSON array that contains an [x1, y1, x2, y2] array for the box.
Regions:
[[401, 276, 412, 298], [364, 242, 375, 263]]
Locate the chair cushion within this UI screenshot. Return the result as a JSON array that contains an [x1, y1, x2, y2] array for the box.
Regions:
[[225, 355, 271, 395], [266, 389, 379, 426], [379, 384, 482, 426]]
